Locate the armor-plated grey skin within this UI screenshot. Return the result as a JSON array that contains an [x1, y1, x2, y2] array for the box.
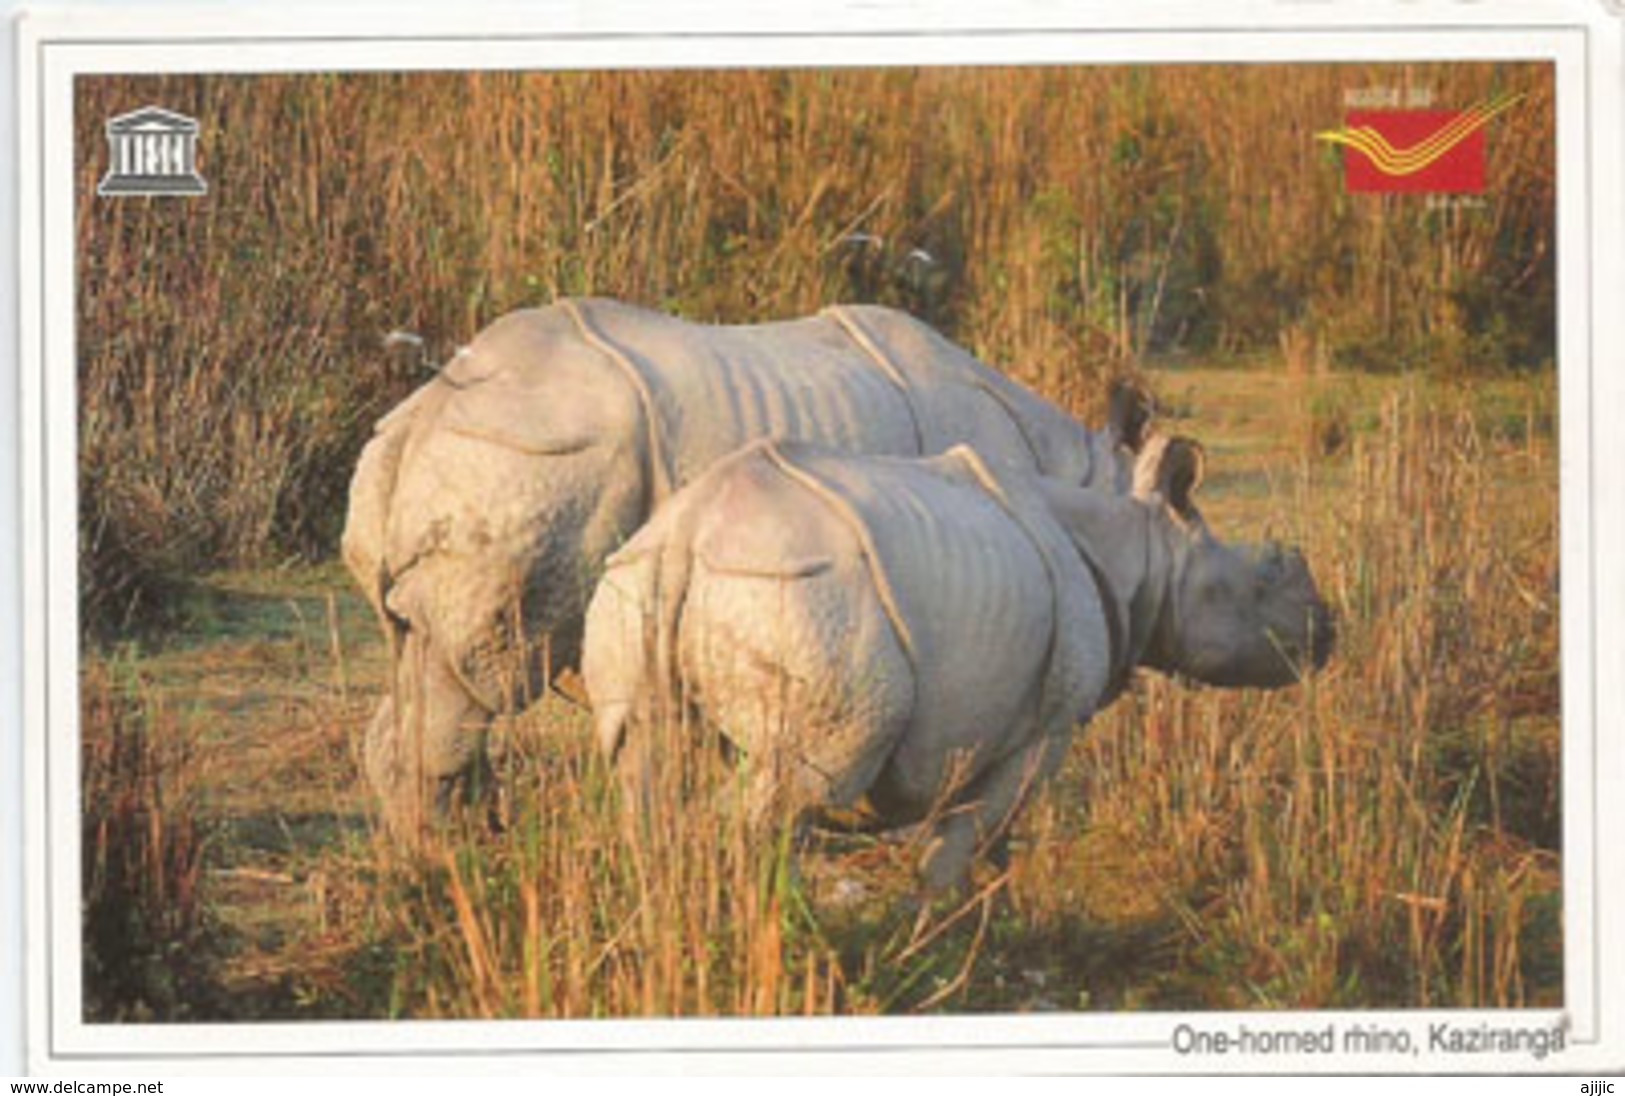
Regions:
[[581, 437, 1334, 894], [343, 298, 1153, 837]]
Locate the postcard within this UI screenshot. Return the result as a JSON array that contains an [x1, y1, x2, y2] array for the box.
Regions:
[[12, 0, 1624, 1074]]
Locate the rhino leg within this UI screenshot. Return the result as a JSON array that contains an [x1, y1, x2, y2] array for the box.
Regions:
[[363, 632, 494, 840], [366, 541, 599, 835], [918, 732, 1068, 895]]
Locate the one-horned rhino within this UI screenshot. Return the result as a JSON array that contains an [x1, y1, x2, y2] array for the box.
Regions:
[[343, 298, 1154, 837], [581, 436, 1334, 894]]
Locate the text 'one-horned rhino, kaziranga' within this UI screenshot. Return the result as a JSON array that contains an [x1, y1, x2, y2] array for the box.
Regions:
[[342, 298, 1153, 837], [581, 437, 1335, 893]]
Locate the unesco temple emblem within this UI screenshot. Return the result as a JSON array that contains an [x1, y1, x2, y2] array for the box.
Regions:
[[97, 105, 208, 197]]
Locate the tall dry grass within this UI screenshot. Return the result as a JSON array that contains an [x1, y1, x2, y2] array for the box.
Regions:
[[75, 64, 1553, 636], [73, 63, 1561, 1016], [1018, 383, 1559, 1009], [350, 690, 1039, 1018], [81, 660, 221, 1020], [324, 381, 1557, 1016], [75, 375, 1561, 1016], [360, 706, 901, 1018]]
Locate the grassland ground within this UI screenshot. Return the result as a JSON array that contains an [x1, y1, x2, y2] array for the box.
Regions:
[[79, 365, 1562, 1020]]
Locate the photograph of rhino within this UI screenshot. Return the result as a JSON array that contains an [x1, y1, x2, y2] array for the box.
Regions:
[[75, 60, 1559, 1023]]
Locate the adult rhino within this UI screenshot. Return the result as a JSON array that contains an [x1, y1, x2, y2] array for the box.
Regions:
[[581, 437, 1334, 893], [344, 298, 1152, 836]]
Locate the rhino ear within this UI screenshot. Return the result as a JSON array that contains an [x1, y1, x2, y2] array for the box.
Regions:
[[1107, 378, 1154, 453], [1138, 435, 1205, 520], [1160, 437, 1205, 519]]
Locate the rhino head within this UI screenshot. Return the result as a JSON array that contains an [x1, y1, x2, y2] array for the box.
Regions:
[[1134, 436, 1335, 689]]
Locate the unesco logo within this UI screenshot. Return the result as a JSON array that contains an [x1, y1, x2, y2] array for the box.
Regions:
[[97, 105, 208, 197]]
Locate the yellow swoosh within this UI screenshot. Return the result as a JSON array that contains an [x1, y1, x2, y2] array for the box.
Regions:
[[1315, 92, 1524, 177]]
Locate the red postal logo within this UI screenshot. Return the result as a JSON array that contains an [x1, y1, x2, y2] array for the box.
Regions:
[[1317, 92, 1522, 194]]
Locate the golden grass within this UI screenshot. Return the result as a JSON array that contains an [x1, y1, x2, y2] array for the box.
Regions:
[[81, 660, 216, 1020], [79, 368, 1560, 1018], [72, 63, 1560, 1018], [73, 64, 1553, 635]]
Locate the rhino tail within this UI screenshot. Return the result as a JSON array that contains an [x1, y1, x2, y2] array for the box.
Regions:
[[642, 442, 788, 727], [651, 505, 702, 732]]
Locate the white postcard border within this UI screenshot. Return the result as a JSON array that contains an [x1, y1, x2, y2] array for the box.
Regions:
[[17, 0, 1625, 1074]]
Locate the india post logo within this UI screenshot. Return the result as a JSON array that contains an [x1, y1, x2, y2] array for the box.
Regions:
[[1317, 92, 1522, 194]]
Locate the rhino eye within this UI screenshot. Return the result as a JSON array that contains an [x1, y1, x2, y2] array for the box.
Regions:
[[1253, 569, 1288, 604]]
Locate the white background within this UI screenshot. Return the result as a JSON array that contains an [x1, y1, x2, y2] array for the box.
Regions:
[[5, 0, 24, 1077], [4, 0, 1622, 1081]]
